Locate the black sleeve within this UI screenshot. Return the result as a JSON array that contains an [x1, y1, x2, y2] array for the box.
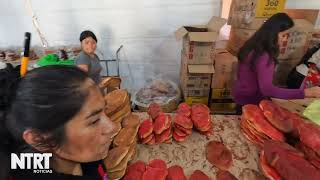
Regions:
[[301, 43, 320, 65], [81, 160, 103, 176]]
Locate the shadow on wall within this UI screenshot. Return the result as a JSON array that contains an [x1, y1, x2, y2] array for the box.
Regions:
[[95, 26, 139, 95], [96, 26, 116, 76]]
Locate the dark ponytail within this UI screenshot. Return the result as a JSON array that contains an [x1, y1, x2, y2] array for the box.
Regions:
[[0, 63, 21, 180], [0, 65, 91, 179], [238, 13, 294, 69]]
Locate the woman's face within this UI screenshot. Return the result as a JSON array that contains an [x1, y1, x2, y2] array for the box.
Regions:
[[278, 29, 290, 47], [81, 37, 97, 55], [54, 80, 116, 162]]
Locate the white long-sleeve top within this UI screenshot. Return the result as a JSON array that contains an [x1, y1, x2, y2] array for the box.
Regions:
[[296, 48, 320, 76]]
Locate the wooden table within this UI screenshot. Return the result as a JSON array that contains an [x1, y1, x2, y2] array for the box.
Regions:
[[132, 113, 265, 180], [272, 98, 318, 116]]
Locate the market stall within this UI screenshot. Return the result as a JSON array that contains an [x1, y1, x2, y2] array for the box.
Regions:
[[2, 1, 320, 180], [102, 81, 320, 180]]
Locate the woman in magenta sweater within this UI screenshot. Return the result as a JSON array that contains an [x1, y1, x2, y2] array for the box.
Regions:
[[233, 13, 320, 106]]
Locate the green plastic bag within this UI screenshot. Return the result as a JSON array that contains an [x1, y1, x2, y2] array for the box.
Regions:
[[37, 54, 75, 67], [303, 100, 320, 125]]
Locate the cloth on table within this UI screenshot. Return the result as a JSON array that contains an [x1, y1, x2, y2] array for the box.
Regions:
[[37, 54, 75, 67]]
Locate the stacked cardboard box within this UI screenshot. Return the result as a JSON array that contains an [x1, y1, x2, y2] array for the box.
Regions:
[[210, 89, 237, 114], [210, 50, 238, 114], [227, 0, 286, 55], [176, 17, 226, 105], [212, 51, 238, 89], [180, 56, 215, 105], [309, 29, 320, 49], [227, 28, 256, 56], [228, 0, 286, 29]]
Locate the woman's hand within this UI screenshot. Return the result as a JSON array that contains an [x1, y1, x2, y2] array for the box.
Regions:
[[304, 86, 320, 98]]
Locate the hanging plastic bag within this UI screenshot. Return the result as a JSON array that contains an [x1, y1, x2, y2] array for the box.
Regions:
[[303, 100, 320, 125], [304, 64, 320, 88]]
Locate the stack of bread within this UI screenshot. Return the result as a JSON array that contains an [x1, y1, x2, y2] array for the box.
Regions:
[[138, 103, 173, 145], [104, 89, 131, 123], [104, 114, 140, 180], [173, 103, 193, 142], [191, 104, 213, 137], [138, 119, 155, 145], [104, 89, 140, 180]]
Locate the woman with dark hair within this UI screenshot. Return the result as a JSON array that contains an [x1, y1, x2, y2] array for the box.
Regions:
[[233, 13, 320, 107], [76, 30, 102, 84], [0, 65, 116, 180]]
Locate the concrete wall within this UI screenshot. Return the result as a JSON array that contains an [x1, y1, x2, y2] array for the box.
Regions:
[[0, 0, 222, 93]]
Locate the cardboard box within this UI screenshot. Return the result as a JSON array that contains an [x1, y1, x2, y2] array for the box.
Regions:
[[180, 62, 215, 97], [229, 17, 267, 30], [226, 44, 239, 57], [278, 19, 314, 60], [182, 42, 215, 64], [184, 89, 211, 97], [185, 96, 209, 106], [228, 0, 286, 29], [215, 40, 228, 50], [210, 99, 237, 114], [180, 56, 212, 89], [212, 72, 233, 89], [212, 51, 238, 89], [176, 17, 227, 64], [211, 88, 233, 100], [309, 29, 320, 49], [273, 58, 301, 86], [255, 0, 286, 17], [182, 75, 211, 90], [227, 27, 256, 56], [214, 50, 238, 72], [285, 9, 320, 26], [180, 54, 214, 91]]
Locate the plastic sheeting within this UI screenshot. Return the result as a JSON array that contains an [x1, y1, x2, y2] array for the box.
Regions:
[[303, 100, 320, 125], [2, 0, 320, 94]]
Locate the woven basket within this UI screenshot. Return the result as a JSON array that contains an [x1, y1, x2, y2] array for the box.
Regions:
[[133, 80, 181, 113], [136, 97, 179, 113]]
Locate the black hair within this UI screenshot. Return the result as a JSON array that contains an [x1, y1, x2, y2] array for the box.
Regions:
[[0, 65, 91, 179], [238, 13, 294, 69], [79, 30, 97, 43]]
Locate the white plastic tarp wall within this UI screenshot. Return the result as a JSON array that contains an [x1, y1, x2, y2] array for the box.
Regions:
[[0, 0, 222, 93]]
